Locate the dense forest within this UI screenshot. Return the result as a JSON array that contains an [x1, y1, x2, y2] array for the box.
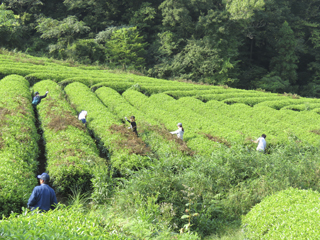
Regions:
[[1, 0, 320, 97]]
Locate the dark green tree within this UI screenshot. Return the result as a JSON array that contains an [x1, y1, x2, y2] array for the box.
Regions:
[[0, 4, 22, 48], [36, 16, 90, 58], [104, 26, 148, 69], [266, 21, 299, 91]]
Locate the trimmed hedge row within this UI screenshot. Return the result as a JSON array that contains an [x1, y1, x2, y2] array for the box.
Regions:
[[33, 80, 106, 194], [243, 188, 320, 239], [122, 90, 222, 156], [91, 82, 135, 92], [61, 77, 134, 88], [25, 72, 79, 84], [195, 92, 282, 102], [178, 97, 281, 145], [64, 82, 151, 174], [0, 75, 39, 217], [281, 103, 320, 111], [147, 93, 248, 144], [0, 205, 124, 239], [95, 87, 191, 157], [179, 97, 320, 146], [164, 89, 245, 98], [255, 98, 320, 110], [0, 67, 36, 79], [223, 96, 292, 106], [138, 85, 216, 96]]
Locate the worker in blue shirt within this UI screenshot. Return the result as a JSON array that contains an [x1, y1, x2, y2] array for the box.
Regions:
[[28, 173, 57, 211], [32, 91, 48, 106]]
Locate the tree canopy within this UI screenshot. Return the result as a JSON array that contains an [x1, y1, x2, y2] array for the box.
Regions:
[[3, 0, 320, 97]]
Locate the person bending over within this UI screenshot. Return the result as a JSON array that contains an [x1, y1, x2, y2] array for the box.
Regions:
[[78, 110, 87, 124], [125, 116, 138, 136], [170, 123, 184, 140], [252, 134, 267, 152]]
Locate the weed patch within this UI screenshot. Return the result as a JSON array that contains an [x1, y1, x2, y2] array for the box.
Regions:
[[109, 124, 151, 156], [0, 107, 10, 117], [201, 133, 231, 147], [310, 129, 320, 135], [45, 97, 86, 132], [47, 114, 85, 132], [145, 124, 194, 156]]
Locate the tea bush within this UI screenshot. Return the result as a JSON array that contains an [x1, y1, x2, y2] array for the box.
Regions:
[[255, 98, 320, 110], [113, 143, 320, 237], [281, 103, 320, 111], [223, 96, 291, 106], [196, 92, 280, 102], [91, 82, 135, 92], [95, 87, 192, 157], [242, 188, 320, 239], [122, 89, 221, 156], [64, 82, 151, 175], [0, 205, 125, 239], [0, 75, 39, 216], [164, 88, 245, 98], [33, 80, 106, 194]]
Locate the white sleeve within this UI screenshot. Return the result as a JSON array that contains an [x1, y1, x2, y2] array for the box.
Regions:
[[170, 129, 179, 134]]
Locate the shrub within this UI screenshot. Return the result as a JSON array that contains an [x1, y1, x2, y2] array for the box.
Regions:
[[66, 39, 106, 64], [0, 205, 124, 239], [33, 80, 106, 194], [0, 75, 39, 216], [242, 188, 320, 239], [95, 87, 192, 157], [91, 82, 134, 93], [0, 67, 36, 79], [64, 82, 151, 175], [223, 96, 290, 106], [122, 90, 221, 155], [255, 98, 320, 110]]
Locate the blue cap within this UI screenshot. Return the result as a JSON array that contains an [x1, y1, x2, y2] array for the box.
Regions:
[[37, 173, 50, 182]]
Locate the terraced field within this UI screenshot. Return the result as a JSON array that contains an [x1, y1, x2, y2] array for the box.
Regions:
[[1, 52, 320, 239]]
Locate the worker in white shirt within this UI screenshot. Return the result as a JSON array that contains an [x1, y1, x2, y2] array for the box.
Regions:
[[78, 110, 87, 124], [252, 134, 267, 152], [170, 123, 184, 140]]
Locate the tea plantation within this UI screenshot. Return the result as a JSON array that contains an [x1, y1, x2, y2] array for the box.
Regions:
[[1, 52, 320, 239]]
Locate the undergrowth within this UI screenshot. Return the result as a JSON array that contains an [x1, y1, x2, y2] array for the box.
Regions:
[[109, 124, 151, 156]]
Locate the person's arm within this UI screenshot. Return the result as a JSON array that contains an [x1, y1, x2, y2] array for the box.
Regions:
[[170, 129, 179, 134], [252, 138, 260, 143], [27, 188, 38, 208], [124, 117, 131, 124], [39, 91, 48, 99]]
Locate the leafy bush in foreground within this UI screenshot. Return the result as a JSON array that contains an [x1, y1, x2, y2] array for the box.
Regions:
[[115, 143, 320, 238], [0, 205, 124, 240], [0, 75, 39, 216], [242, 188, 320, 239]]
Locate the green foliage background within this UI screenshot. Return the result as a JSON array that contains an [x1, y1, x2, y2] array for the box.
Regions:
[[1, 0, 320, 96]]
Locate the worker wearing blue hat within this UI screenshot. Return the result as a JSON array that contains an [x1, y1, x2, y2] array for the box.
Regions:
[[27, 173, 57, 211]]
